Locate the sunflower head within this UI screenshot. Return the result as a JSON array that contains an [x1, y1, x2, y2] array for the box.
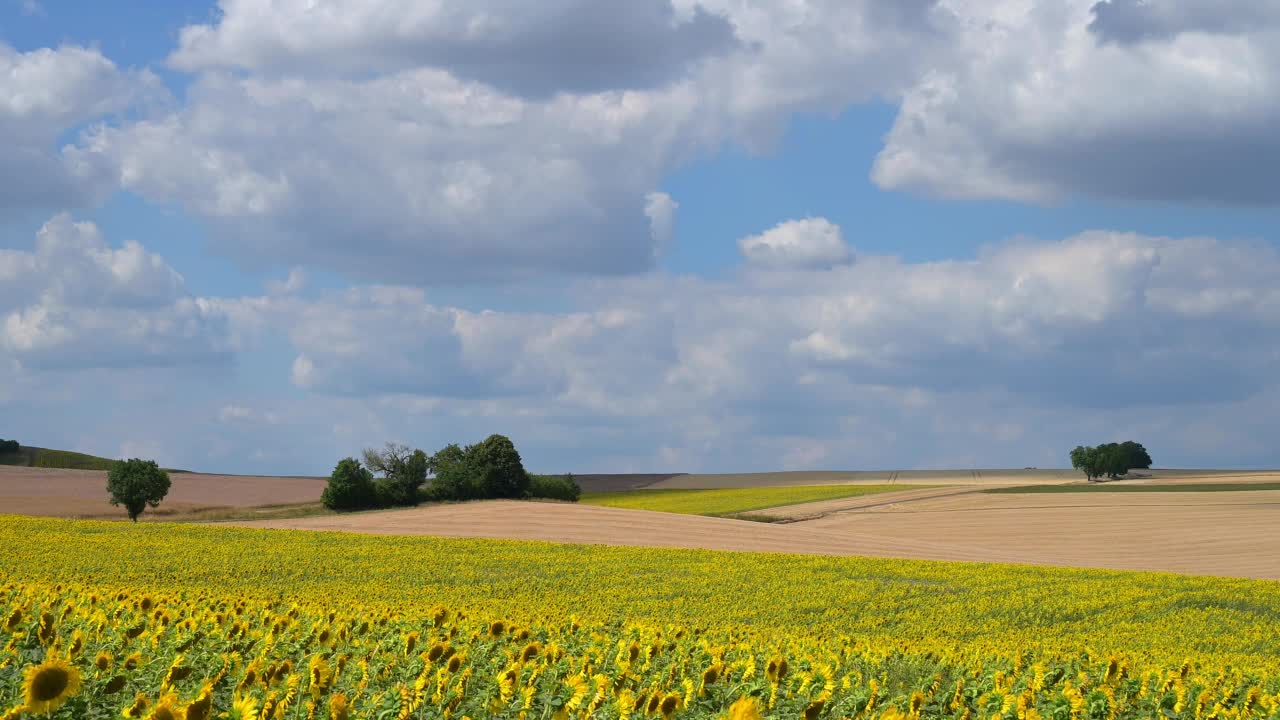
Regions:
[[488, 621, 505, 638], [95, 651, 114, 672], [701, 666, 719, 686], [520, 642, 541, 662], [403, 632, 419, 655], [329, 693, 350, 720], [659, 692, 682, 719], [426, 642, 447, 662], [104, 675, 128, 694], [122, 691, 150, 718], [802, 700, 825, 720], [728, 697, 763, 720], [226, 694, 258, 720], [23, 655, 83, 714], [145, 694, 180, 720], [183, 681, 214, 720]]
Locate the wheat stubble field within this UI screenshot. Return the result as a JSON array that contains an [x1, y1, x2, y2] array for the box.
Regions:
[[6, 463, 1280, 577], [233, 469, 1280, 579]]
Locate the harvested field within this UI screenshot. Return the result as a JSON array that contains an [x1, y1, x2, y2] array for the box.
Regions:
[[0, 464, 326, 519], [237, 486, 1280, 579]]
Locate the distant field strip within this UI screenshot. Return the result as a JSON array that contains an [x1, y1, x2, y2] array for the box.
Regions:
[[985, 482, 1280, 494], [580, 484, 910, 516]]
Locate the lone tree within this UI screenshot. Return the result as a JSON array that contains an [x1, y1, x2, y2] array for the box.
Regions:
[[362, 442, 429, 506], [321, 457, 377, 511], [106, 459, 172, 521]]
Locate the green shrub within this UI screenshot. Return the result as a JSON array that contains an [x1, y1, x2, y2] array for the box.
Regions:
[[527, 474, 580, 502], [0, 439, 18, 454], [322, 458, 377, 511]]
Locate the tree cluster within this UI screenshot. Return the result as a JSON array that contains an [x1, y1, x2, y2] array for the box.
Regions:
[[322, 434, 580, 511], [1069, 441, 1153, 482], [0, 439, 19, 454]]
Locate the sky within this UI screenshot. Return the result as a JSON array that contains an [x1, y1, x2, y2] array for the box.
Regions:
[[2, 0, 1279, 475]]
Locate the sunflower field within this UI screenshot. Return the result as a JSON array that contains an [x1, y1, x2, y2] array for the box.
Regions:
[[2, 515, 1280, 719]]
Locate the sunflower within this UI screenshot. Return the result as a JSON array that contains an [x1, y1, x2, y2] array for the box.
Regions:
[[802, 699, 825, 720], [728, 697, 764, 720], [3, 607, 21, 632], [103, 675, 128, 694], [145, 694, 180, 720], [22, 655, 83, 713], [658, 692, 682, 719], [122, 692, 150, 718], [183, 681, 214, 720], [519, 642, 541, 662], [95, 651, 114, 672], [488, 621, 505, 638], [225, 694, 258, 720], [329, 693, 350, 720]]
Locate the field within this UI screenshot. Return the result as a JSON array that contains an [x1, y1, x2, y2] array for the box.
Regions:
[[4, 514, 1280, 720], [0, 465, 326, 519], [579, 485, 911, 517]]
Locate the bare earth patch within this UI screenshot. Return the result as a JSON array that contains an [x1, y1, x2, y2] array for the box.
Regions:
[[233, 486, 1280, 579], [0, 465, 326, 519]]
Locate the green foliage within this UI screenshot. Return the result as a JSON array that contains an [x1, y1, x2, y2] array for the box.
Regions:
[[321, 457, 377, 511], [105, 458, 172, 522], [528, 473, 582, 502], [1120, 440, 1153, 469], [1070, 440, 1154, 481], [0, 439, 18, 454], [363, 442, 429, 507], [425, 434, 533, 501], [467, 434, 531, 499]]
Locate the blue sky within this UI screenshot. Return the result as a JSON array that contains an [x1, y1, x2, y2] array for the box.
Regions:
[[3, 0, 1280, 475]]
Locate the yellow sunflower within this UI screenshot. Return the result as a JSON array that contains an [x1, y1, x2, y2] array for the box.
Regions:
[[22, 655, 83, 713]]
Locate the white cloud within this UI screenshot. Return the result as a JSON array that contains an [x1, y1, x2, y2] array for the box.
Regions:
[[0, 43, 158, 214], [169, 0, 740, 98], [5, 217, 1280, 472], [0, 215, 234, 370], [872, 0, 1280, 205], [738, 217, 851, 269], [91, 70, 720, 282]]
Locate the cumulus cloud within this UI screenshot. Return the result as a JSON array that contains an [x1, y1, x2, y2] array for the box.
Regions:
[[5, 215, 1280, 471], [0, 215, 234, 370], [0, 43, 157, 214], [872, 0, 1280, 205], [66, 0, 957, 284], [170, 0, 740, 98], [90, 70, 719, 282], [738, 217, 851, 269], [1088, 0, 1280, 44]]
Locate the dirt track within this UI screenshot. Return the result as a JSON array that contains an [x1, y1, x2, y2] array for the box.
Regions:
[[0, 465, 325, 518], [235, 487, 1280, 580]]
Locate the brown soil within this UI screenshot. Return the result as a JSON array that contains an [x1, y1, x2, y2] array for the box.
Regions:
[[571, 474, 687, 492], [237, 485, 1280, 580], [0, 465, 326, 519]]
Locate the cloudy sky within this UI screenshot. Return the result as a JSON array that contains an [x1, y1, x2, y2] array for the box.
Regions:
[[3, 0, 1279, 475]]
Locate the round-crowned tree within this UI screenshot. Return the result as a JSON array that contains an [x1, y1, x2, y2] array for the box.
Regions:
[[322, 457, 377, 511], [106, 459, 172, 522], [468, 434, 531, 499]]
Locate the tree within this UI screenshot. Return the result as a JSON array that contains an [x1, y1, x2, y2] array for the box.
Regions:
[[424, 435, 532, 501], [1070, 445, 1104, 482], [106, 459, 172, 522], [362, 443, 429, 506], [0, 439, 19, 454], [1120, 440, 1153, 470], [466, 434, 531, 499], [321, 457, 377, 511]]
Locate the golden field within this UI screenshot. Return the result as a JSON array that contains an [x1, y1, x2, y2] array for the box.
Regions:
[[579, 485, 910, 516], [3, 514, 1280, 719]]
